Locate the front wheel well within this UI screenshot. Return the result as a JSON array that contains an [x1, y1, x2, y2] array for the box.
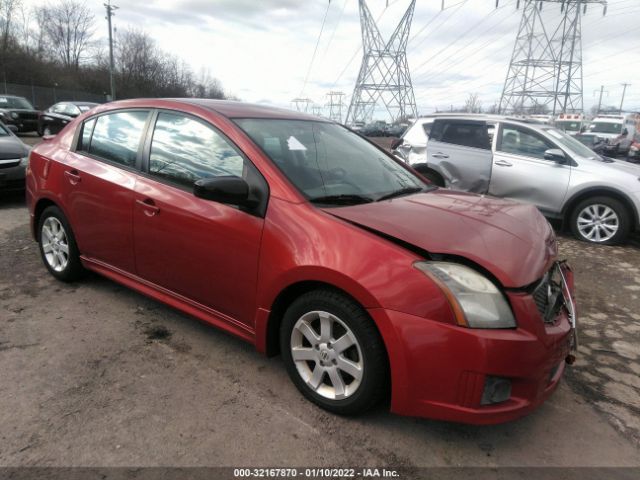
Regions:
[[563, 189, 637, 231], [264, 281, 378, 358]]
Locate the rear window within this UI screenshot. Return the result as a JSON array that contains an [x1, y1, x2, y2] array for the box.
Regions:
[[431, 121, 491, 150], [84, 111, 149, 167]]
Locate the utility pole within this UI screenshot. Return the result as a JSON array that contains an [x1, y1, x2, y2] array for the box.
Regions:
[[594, 85, 608, 114], [620, 83, 630, 113], [104, 1, 118, 101]]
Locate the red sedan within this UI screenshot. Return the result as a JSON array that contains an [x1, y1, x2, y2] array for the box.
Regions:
[[25, 99, 577, 424]]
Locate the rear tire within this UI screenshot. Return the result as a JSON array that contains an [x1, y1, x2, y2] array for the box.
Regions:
[[569, 196, 631, 245], [37, 206, 85, 281], [280, 289, 389, 416]]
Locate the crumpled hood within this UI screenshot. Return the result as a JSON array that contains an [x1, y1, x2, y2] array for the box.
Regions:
[[323, 190, 557, 288]]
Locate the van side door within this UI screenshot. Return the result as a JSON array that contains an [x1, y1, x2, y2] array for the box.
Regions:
[[426, 119, 493, 193]]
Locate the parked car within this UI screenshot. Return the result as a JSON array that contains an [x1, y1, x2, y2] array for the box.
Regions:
[[0, 121, 30, 193], [0, 95, 40, 133], [573, 133, 606, 155], [26, 99, 576, 424], [384, 123, 408, 138], [554, 113, 585, 136], [360, 120, 387, 137], [38, 101, 98, 136], [394, 114, 640, 245]]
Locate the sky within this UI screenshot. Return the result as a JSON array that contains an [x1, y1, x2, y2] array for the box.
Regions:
[[24, 0, 640, 119]]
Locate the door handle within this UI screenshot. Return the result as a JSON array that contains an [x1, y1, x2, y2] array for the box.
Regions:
[[432, 152, 449, 159], [64, 169, 81, 185], [136, 198, 160, 217], [495, 160, 513, 167]]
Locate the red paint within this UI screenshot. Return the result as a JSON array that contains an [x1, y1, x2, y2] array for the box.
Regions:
[[26, 99, 575, 424]]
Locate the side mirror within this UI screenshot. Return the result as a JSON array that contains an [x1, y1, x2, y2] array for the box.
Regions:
[[544, 148, 566, 163], [193, 176, 250, 206], [390, 138, 403, 150]]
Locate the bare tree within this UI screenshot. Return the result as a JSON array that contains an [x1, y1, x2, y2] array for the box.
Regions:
[[464, 93, 482, 113], [37, 0, 94, 70], [0, 0, 20, 53]]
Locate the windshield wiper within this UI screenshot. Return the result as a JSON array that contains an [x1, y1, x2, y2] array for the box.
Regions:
[[309, 194, 374, 205], [377, 186, 425, 202]]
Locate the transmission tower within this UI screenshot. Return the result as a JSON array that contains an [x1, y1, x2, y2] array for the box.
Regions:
[[291, 97, 312, 113], [346, 0, 418, 125], [499, 0, 607, 115], [327, 91, 345, 123]]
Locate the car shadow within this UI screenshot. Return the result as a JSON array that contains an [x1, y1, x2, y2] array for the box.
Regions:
[[0, 191, 26, 209]]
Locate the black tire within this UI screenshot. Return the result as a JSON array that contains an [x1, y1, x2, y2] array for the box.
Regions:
[[417, 168, 444, 187], [569, 196, 631, 245], [280, 289, 389, 416], [37, 205, 85, 281]]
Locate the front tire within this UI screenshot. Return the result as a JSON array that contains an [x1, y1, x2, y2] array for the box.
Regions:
[[280, 289, 389, 416], [38, 206, 85, 281], [569, 196, 631, 245]]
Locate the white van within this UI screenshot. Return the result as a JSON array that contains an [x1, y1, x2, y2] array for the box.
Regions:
[[587, 113, 640, 155], [555, 113, 585, 135]]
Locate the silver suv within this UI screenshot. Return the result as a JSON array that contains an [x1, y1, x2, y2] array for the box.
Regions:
[[392, 114, 640, 244]]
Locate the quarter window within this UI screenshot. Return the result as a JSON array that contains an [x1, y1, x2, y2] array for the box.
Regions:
[[87, 111, 149, 167], [498, 126, 553, 160], [148, 112, 245, 187], [78, 118, 96, 151]]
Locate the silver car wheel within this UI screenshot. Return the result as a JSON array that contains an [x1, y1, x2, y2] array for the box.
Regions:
[[577, 204, 619, 243], [41, 217, 70, 272], [290, 311, 363, 401]]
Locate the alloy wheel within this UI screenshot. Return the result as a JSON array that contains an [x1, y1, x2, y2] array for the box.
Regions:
[[290, 310, 364, 400], [576, 204, 619, 243], [41, 217, 70, 272]]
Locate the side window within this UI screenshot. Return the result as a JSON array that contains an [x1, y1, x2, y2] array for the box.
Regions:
[[498, 125, 553, 160], [88, 111, 149, 167], [148, 112, 245, 188], [78, 118, 96, 152], [432, 121, 491, 150]]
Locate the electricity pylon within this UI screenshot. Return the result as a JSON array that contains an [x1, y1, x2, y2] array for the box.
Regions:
[[499, 0, 606, 115], [327, 91, 345, 123], [346, 0, 417, 125]]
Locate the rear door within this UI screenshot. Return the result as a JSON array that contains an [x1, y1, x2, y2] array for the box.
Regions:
[[426, 119, 493, 193], [489, 123, 571, 214], [132, 111, 266, 327], [62, 109, 151, 273]]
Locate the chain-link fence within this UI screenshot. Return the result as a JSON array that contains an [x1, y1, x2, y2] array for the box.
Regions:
[[1, 82, 106, 109]]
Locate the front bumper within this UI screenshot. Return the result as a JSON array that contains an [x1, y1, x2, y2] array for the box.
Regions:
[[370, 267, 575, 425], [0, 161, 26, 192]]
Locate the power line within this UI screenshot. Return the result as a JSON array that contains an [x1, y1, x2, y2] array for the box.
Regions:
[[300, 1, 332, 96]]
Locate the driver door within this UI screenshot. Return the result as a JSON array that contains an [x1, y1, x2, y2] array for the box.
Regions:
[[133, 111, 266, 327]]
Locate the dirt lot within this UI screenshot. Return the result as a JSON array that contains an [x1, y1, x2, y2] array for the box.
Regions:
[[1, 191, 640, 471]]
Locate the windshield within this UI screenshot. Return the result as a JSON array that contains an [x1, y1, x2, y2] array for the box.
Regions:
[[575, 135, 595, 146], [545, 128, 599, 158], [0, 96, 34, 110], [556, 121, 581, 131], [588, 122, 622, 134], [235, 119, 427, 205]]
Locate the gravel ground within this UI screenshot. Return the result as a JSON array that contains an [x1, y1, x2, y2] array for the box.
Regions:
[[1, 193, 639, 469]]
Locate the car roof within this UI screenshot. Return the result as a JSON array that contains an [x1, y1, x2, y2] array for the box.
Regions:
[[171, 98, 327, 121], [412, 113, 550, 129]]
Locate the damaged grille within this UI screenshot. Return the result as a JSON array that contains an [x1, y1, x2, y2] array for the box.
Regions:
[[532, 265, 565, 324]]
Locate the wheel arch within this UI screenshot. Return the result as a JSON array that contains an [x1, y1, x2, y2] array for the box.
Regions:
[[562, 187, 638, 231], [262, 280, 385, 358]]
